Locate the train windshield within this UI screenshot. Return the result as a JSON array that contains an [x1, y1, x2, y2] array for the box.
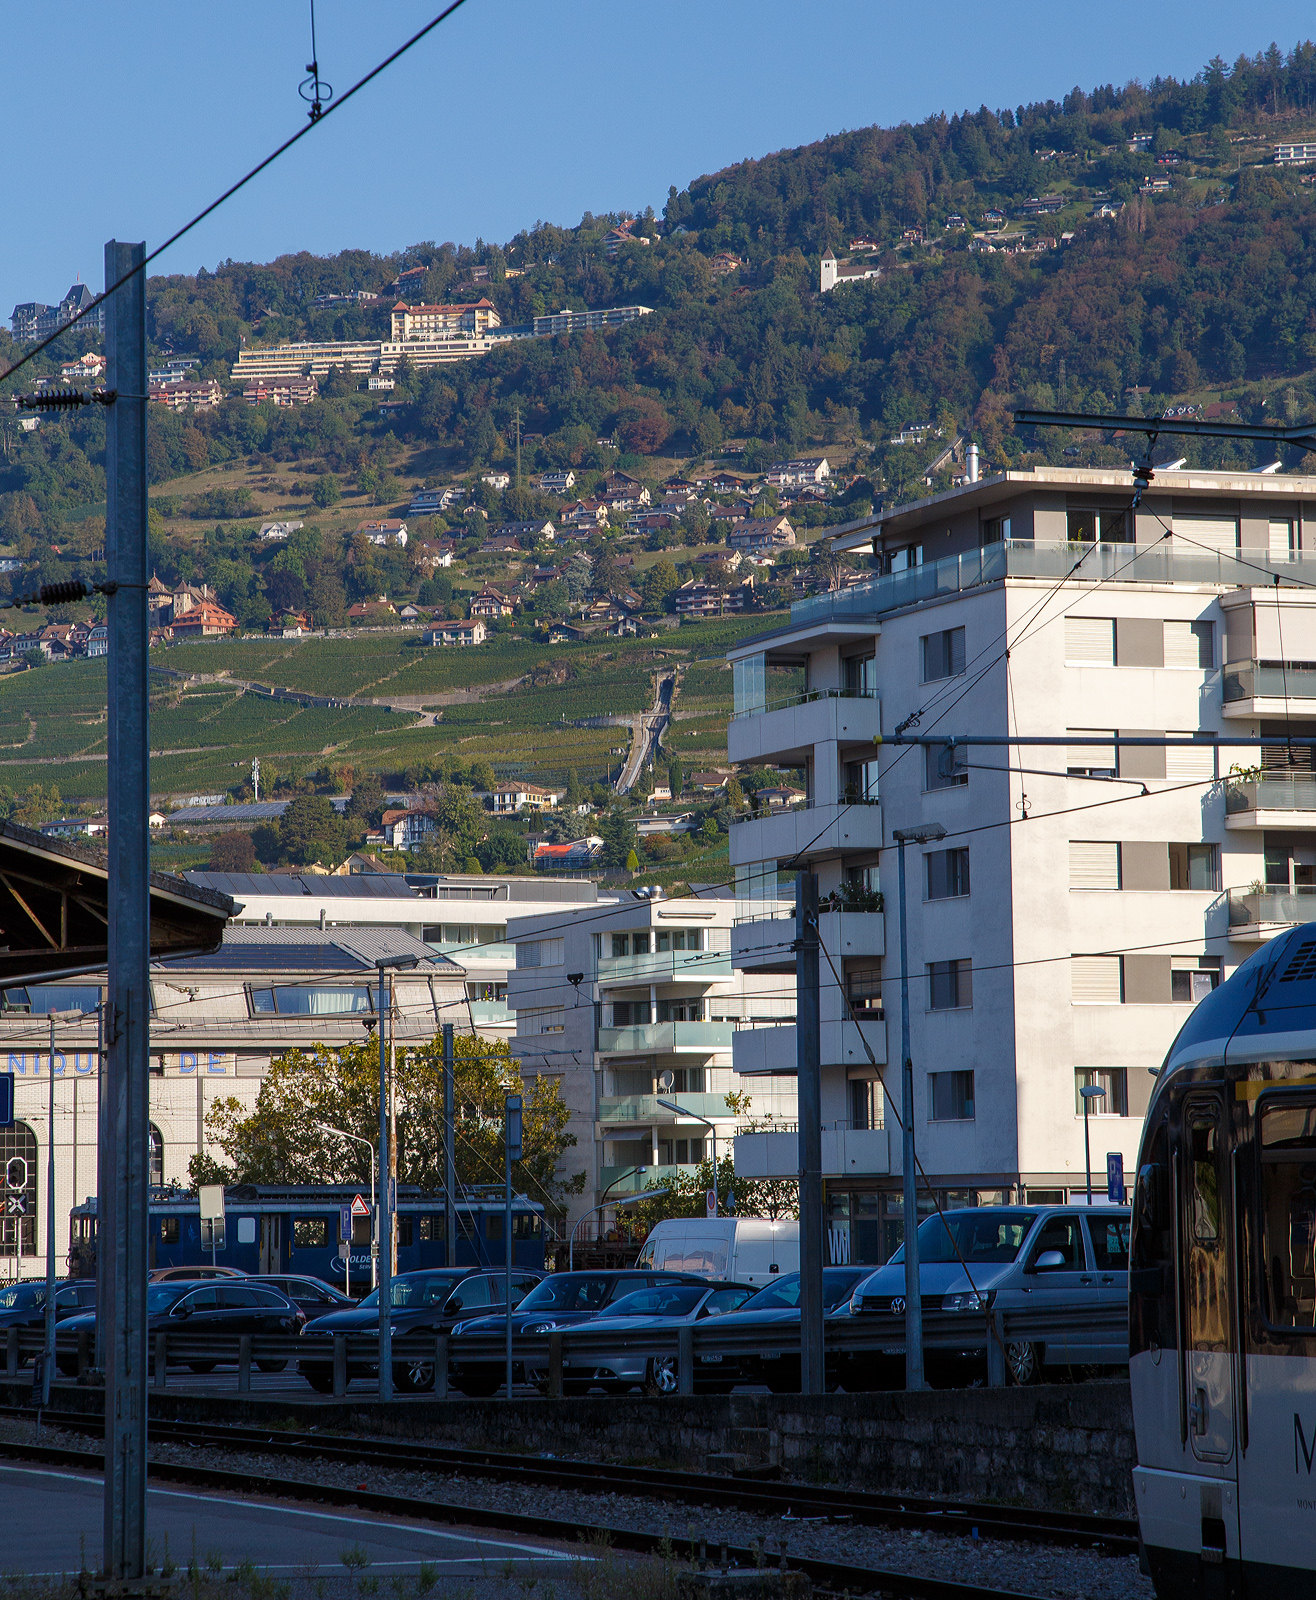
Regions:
[[889, 1210, 1038, 1265], [1259, 1098, 1316, 1329]]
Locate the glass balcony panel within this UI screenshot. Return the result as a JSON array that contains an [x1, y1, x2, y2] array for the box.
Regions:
[[596, 1021, 734, 1055], [597, 1092, 731, 1122], [1226, 777, 1316, 814], [596, 950, 733, 984], [1228, 886, 1316, 926]]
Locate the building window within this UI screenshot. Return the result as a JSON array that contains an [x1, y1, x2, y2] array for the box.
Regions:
[[1169, 842, 1220, 891], [843, 758, 880, 803], [397, 1217, 414, 1247], [981, 515, 1011, 546], [160, 1217, 180, 1244], [293, 1217, 329, 1248], [669, 1067, 705, 1092], [1071, 955, 1123, 1002], [1164, 620, 1214, 668], [927, 959, 972, 1010], [925, 847, 969, 899], [846, 962, 884, 1017], [1074, 1068, 1129, 1117], [419, 1215, 444, 1242], [248, 985, 372, 1016], [1069, 841, 1120, 889], [924, 742, 968, 790], [1064, 617, 1116, 665], [659, 999, 704, 1022], [654, 928, 703, 951], [1164, 733, 1215, 781], [1171, 957, 1221, 1003], [845, 654, 876, 694], [930, 1070, 975, 1120], [608, 1001, 649, 1027], [1066, 728, 1117, 778], [850, 1078, 882, 1130], [148, 1124, 164, 1188], [921, 627, 965, 683], [658, 1138, 706, 1166], [520, 1006, 567, 1033], [517, 937, 565, 968]]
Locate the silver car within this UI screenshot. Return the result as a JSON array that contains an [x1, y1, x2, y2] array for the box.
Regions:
[[562, 1280, 756, 1395], [846, 1204, 1130, 1385]]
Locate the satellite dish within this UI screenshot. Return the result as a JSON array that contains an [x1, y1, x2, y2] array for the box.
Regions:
[[658, 1070, 674, 1092]]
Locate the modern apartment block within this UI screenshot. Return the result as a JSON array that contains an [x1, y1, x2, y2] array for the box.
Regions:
[[726, 465, 1316, 1267], [506, 890, 795, 1228]]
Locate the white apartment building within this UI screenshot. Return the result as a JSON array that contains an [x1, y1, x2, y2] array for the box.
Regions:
[[506, 890, 795, 1229], [726, 464, 1316, 1267]]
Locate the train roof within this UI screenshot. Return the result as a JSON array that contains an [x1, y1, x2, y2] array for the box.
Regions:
[[1154, 923, 1316, 1112], [72, 1186, 545, 1214]]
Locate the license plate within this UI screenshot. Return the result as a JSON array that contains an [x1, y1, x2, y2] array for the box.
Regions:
[[701, 1354, 723, 1363]]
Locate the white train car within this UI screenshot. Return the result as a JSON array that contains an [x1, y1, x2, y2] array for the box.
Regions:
[[1131, 921, 1316, 1594]]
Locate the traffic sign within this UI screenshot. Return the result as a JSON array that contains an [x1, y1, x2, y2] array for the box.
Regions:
[[705, 1188, 717, 1217], [340, 1205, 353, 1241], [5, 1193, 25, 1216], [5, 1156, 27, 1192], [351, 1193, 370, 1218], [0, 1073, 12, 1128], [1106, 1152, 1125, 1204]]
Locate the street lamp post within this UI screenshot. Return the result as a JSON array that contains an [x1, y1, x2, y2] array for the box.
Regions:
[[316, 1122, 376, 1294], [891, 821, 945, 1393], [655, 1099, 717, 1213], [570, 1166, 648, 1269], [1080, 1083, 1107, 1202], [374, 954, 418, 1401]]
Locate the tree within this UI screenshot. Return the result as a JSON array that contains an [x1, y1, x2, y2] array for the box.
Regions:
[[564, 769, 584, 811], [468, 759, 496, 791], [208, 832, 258, 873], [309, 571, 347, 628], [667, 754, 684, 798], [312, 474, 342, 509], [625, 848, 640, 874], [189, 1035, 585, 1207], [641, 557, 679, 612], [725, 776, 745, 811], [278, 794, 347, 865], [598, 809, 638, 870], [346, 771, 386, 829]]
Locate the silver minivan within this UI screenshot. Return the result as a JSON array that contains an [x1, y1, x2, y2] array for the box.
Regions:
[[845, 1204, 1130, 1384]]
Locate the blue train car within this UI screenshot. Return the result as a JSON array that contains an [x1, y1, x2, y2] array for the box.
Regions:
[[70, 1183, 545, 1291]]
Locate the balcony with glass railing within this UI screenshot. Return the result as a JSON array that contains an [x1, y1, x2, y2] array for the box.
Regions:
[[595, 1020, 734, 1056], [728, 797, 883, 867], [597, 1092, 732, 1124], [733, 1122, 890, 1178], [597, 1163, 687, 1197], [789, 539, 1316, 630], [465, 999, 513, 1026], [1228, 885, 1316, 936], [425, 940, 516, 964], [1225, 775, 1316, 826], [1223, 661, 1316, 716], [596, 949, 733, 986], [728, 686, 881, 765]]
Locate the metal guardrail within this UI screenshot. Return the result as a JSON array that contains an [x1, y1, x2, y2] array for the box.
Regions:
[[9, 1301, 1130, 1399]]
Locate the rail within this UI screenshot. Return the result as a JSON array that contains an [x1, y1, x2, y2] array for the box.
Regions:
[[730, 686, 878, 723], [20, 1301, 1130, 1398]]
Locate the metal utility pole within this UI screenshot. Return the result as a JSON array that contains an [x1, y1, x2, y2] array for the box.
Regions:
[[374, 952, 417, 1399], [795, 870, 824, 1396], [504, 1092, 522, 1399], [42, 1013, 56, 1407], [442, 1022, 456, 1268], [892, 823, 945, 1392], [102, 238, 150, 1583]]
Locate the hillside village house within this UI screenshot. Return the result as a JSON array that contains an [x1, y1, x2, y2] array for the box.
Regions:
[[767, 457, 831, 488], [170, 599, 236, 637], [422, 619, 486, 646], [358, 519, 408, 547], [347, 599, 397, 623], [675, 579, 749, 617], [491, 519, 556, 544], [729, 515, 796, 555], [470, 586, 514, 619], [380, 808, 437, 851], [242, 377, 318, 406], [533, 836, 603, 871], [148, 379, 223, 411], [259, 521, 304, 541], [492, 783, 563, 814], [538, 471, 576, 495], [819, 249, 882, 293], [390, 299, 501, 338]]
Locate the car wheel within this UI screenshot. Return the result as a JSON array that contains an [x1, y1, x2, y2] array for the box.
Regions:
[[56, 1358, 78, 1377], [562, 1380, 590, 1396], [187, 1362, 216, 1374], [394, 1358, 435, 1393], [256, 1359, 287, 1373], [644, 1355, 679, 1396], [1006, 1341, 1041, 1386], [303, 1369, 335, 1394], [455, 1372, 502, 1398]]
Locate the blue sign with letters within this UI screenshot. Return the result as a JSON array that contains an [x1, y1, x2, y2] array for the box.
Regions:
[[1107, 1151, 1125, 1203], [0, 1073, 12, 1127]]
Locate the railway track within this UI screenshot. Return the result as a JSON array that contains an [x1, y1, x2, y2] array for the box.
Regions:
[[0, 1405, 1139, 1559]]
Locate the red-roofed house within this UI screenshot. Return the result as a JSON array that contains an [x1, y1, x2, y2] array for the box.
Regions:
[[170, 600, 237, 637]]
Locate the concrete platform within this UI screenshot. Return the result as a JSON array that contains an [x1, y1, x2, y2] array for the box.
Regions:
[[0, 1461, 574, 1579]]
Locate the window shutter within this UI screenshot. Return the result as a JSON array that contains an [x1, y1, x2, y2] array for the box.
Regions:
[[1165, 734, 1214, 781], [1164, 620, 1206, 669], [1067, 728, 1117, 771], [1269, 519, 1295, 559], [1174, 515, 1238, 554], [1064, 616, 1115, 664], [1071, 955, 1123, 1003], [1069, 841, 1120, 889]]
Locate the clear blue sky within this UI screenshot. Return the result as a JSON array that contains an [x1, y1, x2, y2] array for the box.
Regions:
[[3, 2, 1313, 315]]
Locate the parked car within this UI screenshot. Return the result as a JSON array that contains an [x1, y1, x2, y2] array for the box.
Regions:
[[148, 1265, 247, 1282], [845, 1205, 1131, 1386], [560, 1280, 756, 1395], [57, 1279, 303, 1376], [636, 1219, 798, 1285], [697, 1266, 872, 1391], [298, 1267, 543, 1393], [448, 1269, 707, 1396], [0, 1279, 97, 1363], [246, 1274, 354, 1316]]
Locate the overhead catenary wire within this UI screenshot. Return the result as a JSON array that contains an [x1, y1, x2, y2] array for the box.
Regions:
[[0, 0, 471, 390]]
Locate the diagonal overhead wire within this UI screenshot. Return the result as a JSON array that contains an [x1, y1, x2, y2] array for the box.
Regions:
[[0, 0, 471, 389]]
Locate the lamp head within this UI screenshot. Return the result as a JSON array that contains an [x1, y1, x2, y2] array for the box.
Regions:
[[375, 953, 420, 972], [1080, 1084, 1107, 1102], [892, 822, 947, 845]]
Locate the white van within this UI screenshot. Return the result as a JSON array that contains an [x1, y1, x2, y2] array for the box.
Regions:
[[635, 1218, 799, 1285]]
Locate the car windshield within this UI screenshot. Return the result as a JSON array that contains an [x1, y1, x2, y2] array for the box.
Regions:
[[517, 1275, 616, 1312], [888, 1210, 1038, 1266], [146, 1285, 187, 1313], [740, 1269, 867, 1313], [604, 1285, 706, 1318], [0, 1283, 45, 1310], [357, 1274, 465, 1309]]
